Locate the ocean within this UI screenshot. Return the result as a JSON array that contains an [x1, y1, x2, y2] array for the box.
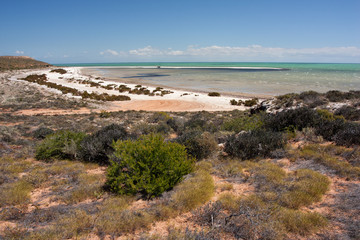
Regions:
[[57, 62, 360, 97]]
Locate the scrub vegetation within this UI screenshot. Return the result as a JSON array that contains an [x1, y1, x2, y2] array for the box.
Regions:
[[1, 70, 359, 239]]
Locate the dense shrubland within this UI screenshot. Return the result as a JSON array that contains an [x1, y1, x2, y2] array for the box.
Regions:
[[2, 88, 360, 239]]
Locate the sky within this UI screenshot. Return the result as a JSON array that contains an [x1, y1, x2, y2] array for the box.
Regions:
[[1, 0, 360, 63]]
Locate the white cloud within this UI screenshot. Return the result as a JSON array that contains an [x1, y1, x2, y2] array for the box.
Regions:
[[100, 49, 119, 56], [15, 50, 24, 55], [126, 45, 360, 62]]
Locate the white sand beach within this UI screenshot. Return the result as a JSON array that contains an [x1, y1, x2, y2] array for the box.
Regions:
[[8, 67, 262, 112]]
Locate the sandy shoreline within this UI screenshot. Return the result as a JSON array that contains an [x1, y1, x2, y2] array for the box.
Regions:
[[7, 67, 267, 112]]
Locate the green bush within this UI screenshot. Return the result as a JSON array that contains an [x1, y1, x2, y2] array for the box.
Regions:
[[334, 122, 360, 146], [335, 106, 360, 121], [279, 208, 328, 235], [208, 92, 220, 97], [222, 114, 264, 132], [175, 131, 218, 160], [79, 124, 128, 165], [50, 68, 67, 74], [106, 134, 194, 198], [35, 130, 86, 161], [263, 107, 320, 132], [32, 127, 54, 139], [224, 129, 285, 160], [244, 98, 258, 107]]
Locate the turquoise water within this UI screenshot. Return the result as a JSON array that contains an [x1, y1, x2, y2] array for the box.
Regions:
[[57, 62, 360, 96]]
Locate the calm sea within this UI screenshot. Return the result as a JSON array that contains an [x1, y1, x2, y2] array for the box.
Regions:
[[57, 62, 360, 96]]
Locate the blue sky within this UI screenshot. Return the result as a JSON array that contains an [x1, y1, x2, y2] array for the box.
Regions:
[[1, 0, 359, 63]]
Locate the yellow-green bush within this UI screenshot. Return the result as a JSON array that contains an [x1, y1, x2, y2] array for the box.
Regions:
[[106, 134, 194, 198]]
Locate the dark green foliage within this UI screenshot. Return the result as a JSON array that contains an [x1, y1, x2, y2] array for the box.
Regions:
[[299, 91, 328, 108], [315, 118, 346, 141], [335, 106, 360, 121], [175, 131, 218, 160], [230, 99, 243, 106], [106, 134, 194, 198], [325, 90, 348, 102], [224, 130, 285, 160], [222, 114, 264, 132], [21, 74, 131, 101], [183, 112, 219, 133], [50, 68, 67, 74], [263, 107, 320, 132], [325, 90, 360, 102], [208, 92, 221, 97], [32, 127, 54, 139], [334, 122, 360, 147], [244, 98, 258, 107], [35, 130, 86, 161], [79, 124, 128, 165]]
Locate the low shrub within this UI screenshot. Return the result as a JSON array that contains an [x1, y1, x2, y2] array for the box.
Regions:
[[171, 167, 215, 212], [335, 106, 360, 121], [230, 99, 243, 106], [183, 112, 219, 133], [224, 129, 285, 160], [208, 92, 221, 97], [297, 144, 360, 179], [299, 91, 327, 107], [106, 134, 194, 198], [334, 122, 360, 147], [35, 130, 86, 161], [222, 114, 264, 132], [175, 131, 218, 160], [263, 107, 320, 132], [50, 68, 67, 74], [32, 127, 54, 139], [79, 124, 128, 165], [0, 180, 33, 207], [281, 169, 330, 209], [244, 98, 258, 107], [279, 208, 328, 235]]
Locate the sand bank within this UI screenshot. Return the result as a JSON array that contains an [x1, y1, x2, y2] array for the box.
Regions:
[[8, 67, 265, 112]]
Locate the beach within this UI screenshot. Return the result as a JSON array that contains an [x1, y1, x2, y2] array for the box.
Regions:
[[8, 67, 259, 113]]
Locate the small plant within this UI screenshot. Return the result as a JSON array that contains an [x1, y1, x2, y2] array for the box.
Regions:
[[35, 130, 86, 161], [32, 127, 54, 139], [279, 208, 328, 235], [230, 99, 243, 106], [335, 106, 360, 121], [50, 68, 67, 74], [208, 92, 221, 97], [222, 114, 264, 132], [106, 134, 194, 198], [79, 124, 128, 165], [171, 167, 215, 212], [244, 98, 258, 107], [333, 122, 360, 147], [175, 131, 218, 160], [224, 129, 285, 160]]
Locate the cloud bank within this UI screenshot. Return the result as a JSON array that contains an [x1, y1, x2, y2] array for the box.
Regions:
[[100, 45, 360, 62], [15, 50, 24, 55]]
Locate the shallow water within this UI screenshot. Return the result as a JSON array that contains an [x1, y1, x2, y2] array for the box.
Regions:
[[64, 62, 360, 96]]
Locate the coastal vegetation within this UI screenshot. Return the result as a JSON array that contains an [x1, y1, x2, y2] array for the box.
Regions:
[[21, 74, 131, 101], [1, 68, 359, 239], [208, 92, 221, 97]]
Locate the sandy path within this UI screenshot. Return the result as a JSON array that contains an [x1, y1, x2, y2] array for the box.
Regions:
[[13, 99, 231, 116]]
